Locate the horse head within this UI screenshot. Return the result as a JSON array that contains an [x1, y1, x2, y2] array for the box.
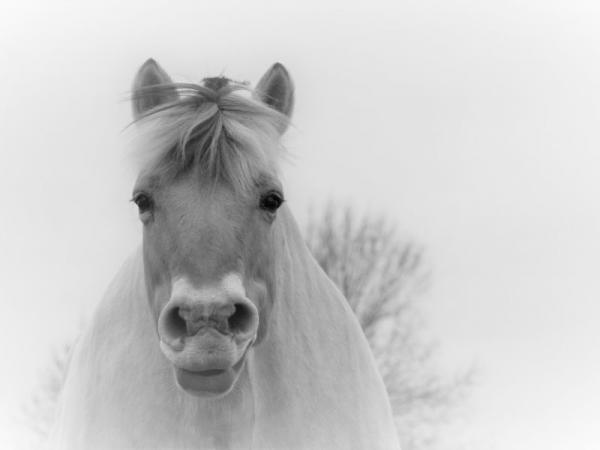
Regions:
[[51, 59, 400, 450], [130, 59, 294, 397]]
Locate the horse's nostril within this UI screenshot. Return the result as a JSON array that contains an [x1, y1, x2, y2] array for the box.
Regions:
[[228, 303, 254, 335], [164, 306, 188, 339]]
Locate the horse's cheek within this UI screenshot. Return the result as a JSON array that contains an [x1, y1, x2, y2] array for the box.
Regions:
[[142, 236, 173, 320]]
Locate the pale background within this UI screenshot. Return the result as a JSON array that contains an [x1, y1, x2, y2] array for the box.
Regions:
[[1, 1, 599, 449]]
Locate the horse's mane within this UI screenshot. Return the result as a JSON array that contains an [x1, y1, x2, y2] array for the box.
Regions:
[[132, 78, 289, 194]]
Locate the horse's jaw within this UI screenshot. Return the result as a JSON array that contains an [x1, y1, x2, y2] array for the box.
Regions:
[[160, 332, 254, 398]]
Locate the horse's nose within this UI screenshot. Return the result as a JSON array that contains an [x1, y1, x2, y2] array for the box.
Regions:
[[158, 286, 259, 348]]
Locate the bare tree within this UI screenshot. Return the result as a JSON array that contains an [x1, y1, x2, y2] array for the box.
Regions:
[[23, 341, 73, 445], [305, 204, 472, 450]]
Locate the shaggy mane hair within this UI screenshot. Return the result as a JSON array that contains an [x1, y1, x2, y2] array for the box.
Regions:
[[132, 78, 288, 194]]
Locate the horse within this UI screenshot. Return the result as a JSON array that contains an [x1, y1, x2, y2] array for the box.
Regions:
[[50, 59, 400, 450]]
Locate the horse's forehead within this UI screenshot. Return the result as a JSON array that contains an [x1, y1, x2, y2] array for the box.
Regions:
[[162, 175, 250, 217]]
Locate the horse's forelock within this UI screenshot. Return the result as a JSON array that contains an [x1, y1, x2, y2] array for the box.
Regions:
[[131, 81, 289, 194]]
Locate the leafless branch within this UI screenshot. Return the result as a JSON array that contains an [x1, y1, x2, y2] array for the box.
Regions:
[[306, 204, 473, 450]]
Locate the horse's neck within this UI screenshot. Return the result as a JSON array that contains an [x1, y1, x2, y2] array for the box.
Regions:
[[247, 207, 399, 449]]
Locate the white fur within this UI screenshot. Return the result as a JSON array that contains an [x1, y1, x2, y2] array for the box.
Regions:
[[50, 62, 400, 449], [50, 207, 400, 449], [171, 274, 246, 304]]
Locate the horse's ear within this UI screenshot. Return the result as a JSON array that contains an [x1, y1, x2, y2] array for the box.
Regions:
[[132, 58, 178, 120], [254, 63, 294, 133]]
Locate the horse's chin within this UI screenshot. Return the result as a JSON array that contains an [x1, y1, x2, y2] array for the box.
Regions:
[[173, 353, 247, 397]]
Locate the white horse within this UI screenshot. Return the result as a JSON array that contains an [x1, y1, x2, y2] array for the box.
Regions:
[[50, 60, 400, 449]]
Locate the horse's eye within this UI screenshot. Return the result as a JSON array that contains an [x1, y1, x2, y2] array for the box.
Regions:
[[259, 191, 284, 213], [133, 193, 154, 214]]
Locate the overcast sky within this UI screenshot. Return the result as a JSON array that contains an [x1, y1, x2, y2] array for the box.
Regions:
[[1, 1, 599, 449]]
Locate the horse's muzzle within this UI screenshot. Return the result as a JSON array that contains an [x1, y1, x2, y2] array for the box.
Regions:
[[156, 279, 258, 396], [169, 338, 252, 396]]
